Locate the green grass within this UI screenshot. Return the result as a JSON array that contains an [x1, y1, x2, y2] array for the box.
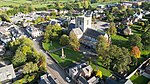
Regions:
[[50, 48, 83, 68], [91, 63, 111, 77], [130, 74, 149, 84], [91, 0, 120, 8], [91, 58, 112, 77], [111, 35, 129, 48], [42, 40, 62, 51]]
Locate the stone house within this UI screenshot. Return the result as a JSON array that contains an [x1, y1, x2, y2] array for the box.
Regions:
[[26, 26, 43, 38], [0, 45, 5, 56], [68, 63, 99, 84]]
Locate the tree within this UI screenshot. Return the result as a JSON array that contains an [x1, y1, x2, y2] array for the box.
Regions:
[[107, 22, 117, 35], [141, 31, 150, 51], [109, 45, 131, 73], [69, 32, 80, 51], [60, 35, 70, 45], [96, 35, 109, 55], [131, 46, 141, 59], [96, 70, 102, 78], [12, 48, 27, 67], [98, 45, 131, 73], [44, 24, 62, 42], [21, 45, 32, 55], [0, 14, 11, 22], [23, 62, 39, 74], [131, 46, 141, 65], [128, 34, 143, 49]]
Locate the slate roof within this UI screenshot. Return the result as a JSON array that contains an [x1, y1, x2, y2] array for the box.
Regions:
[[84, 28, 105, 39], [39, 74, 56, 84], [78, 76, 88, 84], [68, 23, 75, 30]]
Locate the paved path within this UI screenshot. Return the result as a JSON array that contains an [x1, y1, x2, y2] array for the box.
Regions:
[[33, 41, 74, 84], [50, 46, 66, 53]]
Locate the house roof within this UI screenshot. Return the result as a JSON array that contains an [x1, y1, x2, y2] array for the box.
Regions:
[[82, 65, 93, 76], [84, 28, 105, 39], [68, 23, 75, 29], [72, 28, 83, 36], [0, 64, 16, 82], [87, 76, 98, 84], [39, 74, 56, 84], [78, 76, 88, 84]]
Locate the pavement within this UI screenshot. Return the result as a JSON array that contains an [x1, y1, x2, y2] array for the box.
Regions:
[[33, 40, 74, 84]]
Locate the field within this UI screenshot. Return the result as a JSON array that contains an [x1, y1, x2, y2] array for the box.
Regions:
[[0, 0, 122, 8]]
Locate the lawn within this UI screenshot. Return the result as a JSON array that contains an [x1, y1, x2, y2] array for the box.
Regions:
[[50, 48, 83, 68], [130, 74, 149, 84], [91, 58, 112, 78], [111, 35, 129, 48], [42, 40, 62, 51]]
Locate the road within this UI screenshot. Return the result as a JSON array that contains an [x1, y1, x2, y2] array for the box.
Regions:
[[33, 40, 74, 84], [19, 27, 74, 84]]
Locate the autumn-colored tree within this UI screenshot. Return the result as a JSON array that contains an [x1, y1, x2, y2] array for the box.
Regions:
[[131, 46, 141, 65], [96, 70, 102, 78], [131, 46, 141, 58]]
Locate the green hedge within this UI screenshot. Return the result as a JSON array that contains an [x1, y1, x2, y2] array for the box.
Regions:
[[131, 25, 143, 30]]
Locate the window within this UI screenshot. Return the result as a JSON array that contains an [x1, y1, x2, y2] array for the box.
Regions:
[[79, 20, 82, 25], [87, 20, 89, 25]]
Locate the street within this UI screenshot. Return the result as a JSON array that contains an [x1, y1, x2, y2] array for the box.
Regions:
[[33, 40, 74, 84]]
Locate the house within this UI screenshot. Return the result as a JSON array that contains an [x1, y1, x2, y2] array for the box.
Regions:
[[0, 45, 5, 56], [123, 26, 133, 35], [139, 58, 150, 79], [68, 62, 87, 80], [0, 35, 12, 44], [39, 73, 56, 84], [26, 26, 43, 38], [0, 7, 10, 11], [0, 64, 16, 83], [78, 65, 98, 84], [106, 74, 133, 84], [68, 63, 99, 84], [9, 27, 23, 40]]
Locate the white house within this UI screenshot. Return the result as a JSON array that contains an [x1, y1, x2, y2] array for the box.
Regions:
[[26, 26, 43, 38]]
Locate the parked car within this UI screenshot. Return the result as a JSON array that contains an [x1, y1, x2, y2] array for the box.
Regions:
[[66, 77, 71, 83]]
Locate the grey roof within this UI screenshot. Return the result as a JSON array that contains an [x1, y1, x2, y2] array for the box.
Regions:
[[68, 23, 75, 29], [84, 28, 105, 39], [39, 74, 56, 84], [78, 76, 88, 84], [0, 64, 16, 82]]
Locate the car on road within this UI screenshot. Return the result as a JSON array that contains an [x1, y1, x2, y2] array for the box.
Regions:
[[66, 77, 71, 83]]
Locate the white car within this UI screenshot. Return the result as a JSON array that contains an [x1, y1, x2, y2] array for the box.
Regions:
[[66, 77, 71, 83]]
